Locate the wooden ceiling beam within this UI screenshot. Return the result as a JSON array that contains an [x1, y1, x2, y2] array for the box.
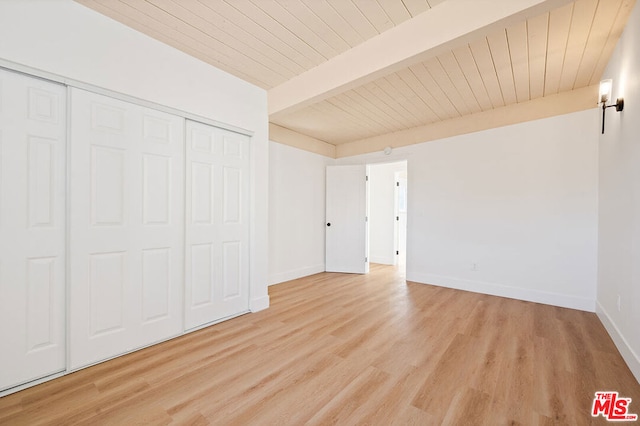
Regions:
[[269, 123, 337, 158], [268, 0, 572, 119], [335, 85, 598, 158]]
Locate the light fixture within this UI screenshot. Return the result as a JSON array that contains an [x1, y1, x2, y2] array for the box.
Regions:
[[383, 146, 392, 155], [599, 79, 624, 134]]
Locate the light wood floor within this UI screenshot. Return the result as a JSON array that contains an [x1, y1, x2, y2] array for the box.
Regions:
[[1, 264, 639, 425]]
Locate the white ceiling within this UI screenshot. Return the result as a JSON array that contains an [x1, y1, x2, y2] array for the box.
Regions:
[[76, 0, 635, 157]]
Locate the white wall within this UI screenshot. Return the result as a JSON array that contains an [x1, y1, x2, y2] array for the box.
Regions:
[[0, 0, 270, 310], [597, 0, 640, 383], [269, 142, 333, 284], [369, 162, 406, 265], [339, 110, 599, 312]]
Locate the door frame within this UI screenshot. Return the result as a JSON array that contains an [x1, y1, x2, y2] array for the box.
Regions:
[[328, 158, 408, 273]]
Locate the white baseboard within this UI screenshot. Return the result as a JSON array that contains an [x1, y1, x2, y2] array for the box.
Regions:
[[250, 295, 270, 312], [596, 301, 640, 384], [406, 272, 596, 312], [269, 264, 325, 285]]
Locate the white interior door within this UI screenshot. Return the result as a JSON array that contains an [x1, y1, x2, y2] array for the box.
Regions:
[[325, 165, 368, 274], [0, 69, 66, 391], [69, 88, 184, 370], [185, 120, 250, 330]]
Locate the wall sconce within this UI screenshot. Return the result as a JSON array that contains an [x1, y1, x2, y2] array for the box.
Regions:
[[599, 79, 624, 134]]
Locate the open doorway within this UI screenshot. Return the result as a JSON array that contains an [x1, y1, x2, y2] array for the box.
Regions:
[[368, 161, 408, 273]]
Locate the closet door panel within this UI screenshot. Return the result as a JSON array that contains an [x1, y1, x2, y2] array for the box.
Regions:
[[69, 89, 184, 370], [217, 131, 250, 317], [69, 92, 129, 368], [185, 121, 249, 330], [0, 69, 66, 391]]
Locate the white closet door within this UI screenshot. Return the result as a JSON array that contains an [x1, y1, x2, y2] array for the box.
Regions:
[[185, 120, 250, 330], [69, 88, 184, 370], [0, 69, 66, 391]]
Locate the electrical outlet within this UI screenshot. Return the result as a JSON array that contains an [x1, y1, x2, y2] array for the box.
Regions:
[[471, 262, 478, 271], [617, 294, 621, 312]]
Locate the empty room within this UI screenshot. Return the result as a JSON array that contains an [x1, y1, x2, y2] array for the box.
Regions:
[[1, 0, 639, 424]]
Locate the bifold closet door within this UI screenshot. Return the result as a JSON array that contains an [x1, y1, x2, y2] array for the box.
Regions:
[[69, 88, 184, 370], [0, 69, 66, 391], [185, 120, 250, 330]]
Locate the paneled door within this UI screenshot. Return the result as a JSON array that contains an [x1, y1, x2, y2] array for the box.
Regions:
[[0, 69, 66, 391], [185, 120, 250, 330], [69, 89, 185, 370], [325, 165, 369, 274]]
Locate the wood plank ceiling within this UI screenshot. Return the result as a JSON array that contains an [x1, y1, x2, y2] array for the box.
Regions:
[[76, 0, 635, 157]]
